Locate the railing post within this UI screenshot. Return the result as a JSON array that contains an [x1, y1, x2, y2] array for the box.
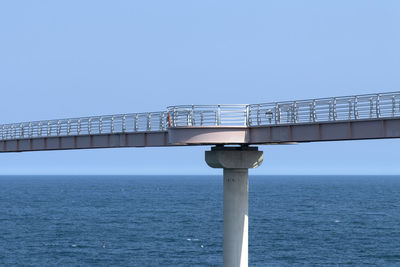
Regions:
[[67, 120, 71, 135], [275, 103, 280, 124], [88, 118, 92, 134], [333, 98, 337, 121], [293, 102, 298, 123], [160, 113, 164, 130], [191, 105, 195, 126], [78, 119, 81, 135], [257, 104, 261, 125], [29, 123, 32, 137], [134, 114, 138, 132], [245, 105, 250, 126], [392, 95, 396, 117], [313, 100, 317, 122], [200, 111, 204, 126], [354, 96, 359, 119], [111, 116, 114, 133], [47, 121, 51, 136], [20, 123, 24, 138], [147, 113, 151, 131], [376, 95, 380, 118], [370, 97, 373, 118], [99, 117, 103, 134], [57, 120, 61, 136], [122, 115, 126, 133], [173, 108, 177, 127], [217, 105, 221, 126], [348, 100, 352, 120], [309, 102, 316, 122], [38, 122, 42, 136]]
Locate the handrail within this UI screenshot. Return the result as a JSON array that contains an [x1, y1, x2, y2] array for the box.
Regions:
[[247, 91, 400, 126], [0, 112, 168, 140], [1, 91, 399, 141]]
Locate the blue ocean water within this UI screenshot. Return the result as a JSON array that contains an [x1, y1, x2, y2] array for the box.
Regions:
[[0, 175, 400, 266]]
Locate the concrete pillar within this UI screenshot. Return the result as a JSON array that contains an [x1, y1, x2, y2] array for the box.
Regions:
[[205, 146, 263, 267]]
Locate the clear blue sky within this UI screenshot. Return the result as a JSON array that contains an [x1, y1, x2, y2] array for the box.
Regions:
[[0, 1, 399, 175]]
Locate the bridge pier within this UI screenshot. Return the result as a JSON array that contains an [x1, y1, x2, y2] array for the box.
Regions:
[[205, 145, 263, 267]]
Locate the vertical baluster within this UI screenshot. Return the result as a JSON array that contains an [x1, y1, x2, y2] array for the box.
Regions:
[[293, 102, 298, 123], [88, 118, 92, 134], [369, 97, 373, 118], [328, 100, 332, 121], [200, 111, 204, 126], [257, 104, 261, 125], [275, 103, 279, 124], [20, 123, 24, 138], [38, 122, 42, 136], [29, 123, 32, 137], [392, 95, 396, 117], [67, 120, 71, 135], [134, 114, 138, 131], [348, 100, 352, 120], [172, 107, 178, 127], [47, 121, 51, 136], [191, 105, 195, 126], [160, 113, 164, 130], [99, 117, 103, 134], [333, 98, 337, 121], [354, 96, 359, 119], [111, 116, 114, 133], [313, 100, 317, 122], [147, 113, 151, 131], [245, 105, 250, 126], [57, 120, 61, 136], [217, 105, 221, 126], [286, 106, 290, 123], [78, 119, 81, 135], [376, 95, 380, 118], [122, 115, 126, 133]]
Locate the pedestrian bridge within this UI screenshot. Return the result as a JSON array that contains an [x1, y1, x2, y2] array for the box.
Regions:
[[1, 91, 400, 152]]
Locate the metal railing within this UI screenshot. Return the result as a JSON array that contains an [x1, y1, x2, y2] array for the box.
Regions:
[[247, 92, 400, 126], [0, 112, 168, 141], [167, 104, 248, 127], [1, 91, 399, 141]]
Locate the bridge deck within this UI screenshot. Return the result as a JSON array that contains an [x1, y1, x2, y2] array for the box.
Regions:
[[1, 91, 400, 152]]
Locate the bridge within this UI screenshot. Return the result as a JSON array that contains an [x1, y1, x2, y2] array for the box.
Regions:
[[2, 91, 400, 267], [1, 91, 399, 152]]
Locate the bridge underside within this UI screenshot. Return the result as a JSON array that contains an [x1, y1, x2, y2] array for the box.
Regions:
[[1, 118, 400, 152]]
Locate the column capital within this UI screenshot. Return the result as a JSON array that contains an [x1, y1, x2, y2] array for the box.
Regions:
[[205, 146, 263, 169]]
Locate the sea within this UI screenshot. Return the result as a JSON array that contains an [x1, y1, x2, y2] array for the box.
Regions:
[[0, 175, 400, 266]]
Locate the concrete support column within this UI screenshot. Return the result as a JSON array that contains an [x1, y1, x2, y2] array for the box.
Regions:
[[205, 146, 263, 267]]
